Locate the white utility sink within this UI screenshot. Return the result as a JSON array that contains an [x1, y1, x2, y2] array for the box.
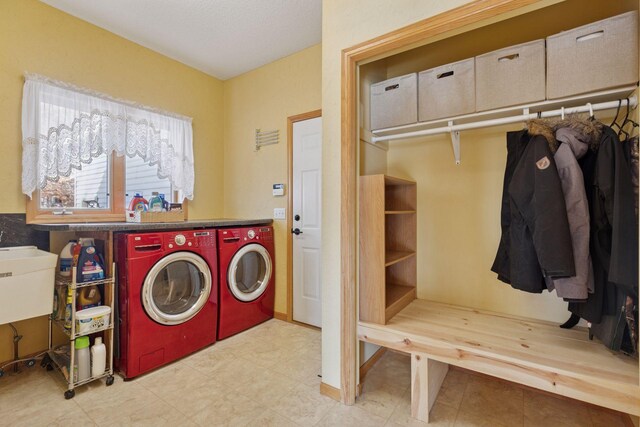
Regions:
[[0, 246, 58, 325]]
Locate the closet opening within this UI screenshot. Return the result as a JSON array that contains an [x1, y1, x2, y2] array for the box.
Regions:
[[342, 0, 640, 421]]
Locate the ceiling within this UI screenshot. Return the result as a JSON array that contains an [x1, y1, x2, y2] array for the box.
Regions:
[[40, 0, 322, 80]]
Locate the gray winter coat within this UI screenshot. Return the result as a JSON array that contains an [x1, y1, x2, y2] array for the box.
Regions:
[[545, 127, 595, 299]]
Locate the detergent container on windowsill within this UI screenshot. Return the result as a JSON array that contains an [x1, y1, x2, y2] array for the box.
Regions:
[[128, 193, 148, 212], [148, 192, 163, 212]]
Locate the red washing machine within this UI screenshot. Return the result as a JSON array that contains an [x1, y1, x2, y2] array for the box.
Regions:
[[115, 229, 217, 379], [217, 226, 275, 340]]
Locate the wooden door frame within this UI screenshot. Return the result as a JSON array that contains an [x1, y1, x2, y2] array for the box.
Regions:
[[339, 0, 552, 405], [287, 109, 323, 323]]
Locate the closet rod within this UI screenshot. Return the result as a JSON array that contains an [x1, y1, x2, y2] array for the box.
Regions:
[[372, 96, 638, 144]]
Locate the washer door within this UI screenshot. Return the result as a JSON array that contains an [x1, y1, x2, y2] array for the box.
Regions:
[[228, 244, 272, 302], [142, 252, 212, 325]]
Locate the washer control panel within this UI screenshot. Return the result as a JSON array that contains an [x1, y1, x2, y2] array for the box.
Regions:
[[247, 229, 256, 239], [174, 234, 186, 246]]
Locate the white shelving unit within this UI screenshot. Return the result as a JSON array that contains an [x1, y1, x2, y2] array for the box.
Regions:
[[45, 264, 115, 399]]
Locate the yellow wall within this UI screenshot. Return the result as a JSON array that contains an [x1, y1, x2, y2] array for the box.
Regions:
[[223, 44, 322, 315], [0, 0, 225, 217], [0, 0, 224, 362], [386, 126, 571, 323], [321, 0, 475, 390]]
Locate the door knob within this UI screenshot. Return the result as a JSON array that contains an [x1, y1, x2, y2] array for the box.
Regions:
[[291, 228, 303, 235], [294, 214, 301, 221]]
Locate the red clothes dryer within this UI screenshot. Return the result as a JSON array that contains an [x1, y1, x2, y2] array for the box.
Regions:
[[115, 229, 217, 379], [217, 226, 275, 340]]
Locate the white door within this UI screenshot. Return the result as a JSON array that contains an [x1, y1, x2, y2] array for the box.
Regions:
[[292, 116, 322, 327]]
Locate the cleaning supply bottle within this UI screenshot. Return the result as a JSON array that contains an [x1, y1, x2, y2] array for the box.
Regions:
[[76, 244, 105, 283], [63, 286, 74, 329], [128, 193, 148, 212], [59, 240, 76, 277], [148, 192, 163, 212], [91, 337, 106, 378], [72, 241, 82, 272], [159, 194, 169, 212], [77, 286, 101, 309], [75, 336, 90, 382]]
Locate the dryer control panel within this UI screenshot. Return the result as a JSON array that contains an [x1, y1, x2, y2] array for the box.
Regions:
[[126, 230, 217, 254], [218, 226, 273, 244], [164, 230, 216, 249]]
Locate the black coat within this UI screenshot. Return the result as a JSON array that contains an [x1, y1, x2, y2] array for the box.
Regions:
[[570, 126, 638, 323], [492, 131, 575, 293]]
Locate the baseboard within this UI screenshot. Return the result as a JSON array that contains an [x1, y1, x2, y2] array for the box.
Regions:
[[319, 382, 341, 402], [359, 346, 386, 382], [273, 311, 287, 321]]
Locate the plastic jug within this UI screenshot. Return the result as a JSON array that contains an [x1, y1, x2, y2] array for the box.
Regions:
[[59, 240, 76, 277], [75, 336, 90, 382], [160, 194, 169, 212], [148, 192, 163, 212], [128, 193, 148, 212], [77, 286, 101, 309], [91, 337, 106, 378]]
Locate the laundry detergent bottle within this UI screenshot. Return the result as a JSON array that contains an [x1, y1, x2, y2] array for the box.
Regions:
[[148, 192, 163, 212], [59, 240, 77, 277], [75, 336, 90, 382], [160, 194, 169, 212], [128, 193, 148, 212], [91, 337, 106, 377], [77, 286, 101, 309]]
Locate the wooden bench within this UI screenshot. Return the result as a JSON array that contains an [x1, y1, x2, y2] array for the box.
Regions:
[[358, 299, 640, 423]]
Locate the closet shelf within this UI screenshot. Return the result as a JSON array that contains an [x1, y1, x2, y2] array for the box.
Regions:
[[385, 250, 415, 266], [371, 85, 638, 164], [385, 283, 416, 321], [373, 85, 638, 139]]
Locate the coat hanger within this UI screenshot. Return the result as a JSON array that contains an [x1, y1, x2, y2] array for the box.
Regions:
[[610, 99, 623, 130], [620, 97, 639, 137], [587, 102, 595, 121], [618, 98, 631, 141]]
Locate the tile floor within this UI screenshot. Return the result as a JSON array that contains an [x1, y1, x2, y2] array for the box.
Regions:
[[0, 319, 631, 426]]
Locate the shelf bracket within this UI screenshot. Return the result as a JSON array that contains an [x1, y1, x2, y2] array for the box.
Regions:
[[448, 121, 461, 165]]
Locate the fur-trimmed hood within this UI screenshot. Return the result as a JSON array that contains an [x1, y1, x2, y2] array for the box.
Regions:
[[525, 116, 603, 154]]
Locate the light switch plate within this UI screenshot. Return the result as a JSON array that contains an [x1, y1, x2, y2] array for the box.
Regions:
[[273, 208, 286, 220]]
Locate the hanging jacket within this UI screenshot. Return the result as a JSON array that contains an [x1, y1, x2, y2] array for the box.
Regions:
[[491, 130, 529, 284], [492, 131, 575, 293], [570, 126, 639, 323], [545, 127, 594, 300]]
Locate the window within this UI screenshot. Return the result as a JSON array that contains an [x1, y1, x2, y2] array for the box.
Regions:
[[22, 74, 194, 223], [40, 153, 111, 210], [125, 155, 174, 208]]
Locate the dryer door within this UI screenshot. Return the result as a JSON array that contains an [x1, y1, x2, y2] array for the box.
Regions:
[[142, 252, 212, 325], [228, 243, 272, 302]]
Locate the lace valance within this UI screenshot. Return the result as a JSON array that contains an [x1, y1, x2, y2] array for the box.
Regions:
[[21, 74, 195, 200]]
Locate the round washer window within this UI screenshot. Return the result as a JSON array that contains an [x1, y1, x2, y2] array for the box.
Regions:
[[228, 244, 272, 302], [142, 252, 212, 325]]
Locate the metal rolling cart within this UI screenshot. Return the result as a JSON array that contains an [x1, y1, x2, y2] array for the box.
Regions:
[[43, 264, 116, 399]]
